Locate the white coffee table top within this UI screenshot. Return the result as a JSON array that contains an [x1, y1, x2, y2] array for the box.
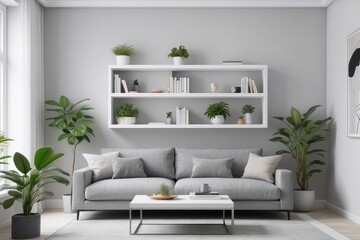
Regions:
[[130, 195, 234, 210]]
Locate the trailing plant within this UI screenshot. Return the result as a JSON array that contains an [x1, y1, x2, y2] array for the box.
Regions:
[[242, 104, 255, 114], [115, 103, 139, 118], [0, 146, 69, 216], [269, 105, 332, 191], [111, 44, 135, 56], [0, 132, 12, 164], [204, 101, 231, 119], [45, 96, 95, 181], [166, 112, 173, 118], [168, 45, 189, 59], [158, 184, 171, 196]]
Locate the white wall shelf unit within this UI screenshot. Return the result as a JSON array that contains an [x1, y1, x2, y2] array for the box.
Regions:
[[108, 65, 268, 129]]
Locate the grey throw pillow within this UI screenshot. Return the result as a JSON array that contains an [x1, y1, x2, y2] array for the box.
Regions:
[[112, 157, 147, 179], [191, 157, 234, 178], [242, 153, 282, 183], [83, 152, 119, 182]]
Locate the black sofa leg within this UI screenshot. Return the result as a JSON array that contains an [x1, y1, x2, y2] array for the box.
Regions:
[[287, 210, 290, 220], [77, 210, 80, 220]]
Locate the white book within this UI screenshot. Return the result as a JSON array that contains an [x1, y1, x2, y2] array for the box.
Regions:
[[169, 77, 174, 93], [186, 108, 189, 124], [121, 80, 129, 93], [181, 107, 186, 124], [176, 106, 180, 125], [240, 77, 246, 93], [245, 77, 249, 93], [249, 78, 254, 93], [187, 78, 190, 93], [251, 79, 258, 93]]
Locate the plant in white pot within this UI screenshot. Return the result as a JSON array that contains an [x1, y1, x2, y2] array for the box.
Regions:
[[242, 104, 255, 124], [166, 112, 173, 125], [0, 146, 69, 239], [45, 96, 95, 213], [0, 132, 12, 164], [269, 105, 332, 212], [115, 103, 139, 124], [112, 44, 135, 65], [204, 101, 231, 124], [168, 45, 189, 65]]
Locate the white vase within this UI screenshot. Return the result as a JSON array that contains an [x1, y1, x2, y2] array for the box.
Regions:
[[210, 83, 218, 93], [211, 115, 225, 124], [117, 117, 136, 124], [116, 55, 130, 65], [294, 190, 315, 212], [173, 57, 184, 65], [244, 113, 252, 124], [166, 118, 172, 124], [62, 194, 75, 213]]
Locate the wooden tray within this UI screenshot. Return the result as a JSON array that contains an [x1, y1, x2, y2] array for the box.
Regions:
[[149, 194, 177, 200]]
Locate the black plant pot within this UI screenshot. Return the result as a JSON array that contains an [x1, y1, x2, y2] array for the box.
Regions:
[[12, 213, 40, 239]]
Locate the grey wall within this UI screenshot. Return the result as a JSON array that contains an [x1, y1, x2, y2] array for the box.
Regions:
[[327, 0, 360, 220], [44, 8, 327, 199]]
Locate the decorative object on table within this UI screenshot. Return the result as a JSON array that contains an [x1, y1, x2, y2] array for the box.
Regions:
[[230, 84, 236, 93], [45, 96, 94, 213], [0, 146, 69, 239], [149, 183, 177, 200], [347, 28, 360, 137], [210, 83, 218, 93], [189, 191, 221, 200], [242, 104, 255, 124], [236, 116, 246, 124], [131, 79, 140, 93], [115, 103, 139, 124], [166, 112, 173, 124], [204, 101, 231, 124], [269, 105, 332, 212], [0, 132, 12, 164], [234, 87, 241, 93], [168, 45, 189, 65], [200, 183, 211, 193], [111, 43, 135, 65], [151, 88, 163, 93]]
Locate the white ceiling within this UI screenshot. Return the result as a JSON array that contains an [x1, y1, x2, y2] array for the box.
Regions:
[[34, 0, 335, 8]]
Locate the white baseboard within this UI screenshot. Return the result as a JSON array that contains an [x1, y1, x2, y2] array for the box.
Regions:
[[325, 202, 360, 225], [45, 199, 63, 210]]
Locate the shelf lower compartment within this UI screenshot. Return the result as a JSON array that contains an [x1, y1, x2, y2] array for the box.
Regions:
[[109, 124, 267, 129]]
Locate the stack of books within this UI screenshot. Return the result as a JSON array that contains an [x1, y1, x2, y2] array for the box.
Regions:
[[240, 76, 258, 93], [175, 106, 189, 125], [169, 77, 190, 93], [189, 192, 221, 200]]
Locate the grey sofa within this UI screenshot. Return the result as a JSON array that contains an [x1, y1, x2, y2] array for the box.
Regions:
[[73, 147, 293, 220]]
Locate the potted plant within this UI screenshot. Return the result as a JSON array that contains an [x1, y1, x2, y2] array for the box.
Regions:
[[204, 101, 231, 124], [0, 146, 69, 239], [236, 116, 246, 124], [0, 132, 12, 164], [166, 112, 173, 124], [168, 45, 189, 65], [269, 105, 332, 212], [111, 44, 135, 65], [115, 103, 139, 124], [45, 96, 95, 212], [242, 104, 255, 124]]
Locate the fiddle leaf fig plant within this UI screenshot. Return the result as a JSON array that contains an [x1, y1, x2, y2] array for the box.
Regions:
[[0, 132, 12, 164], [269, 105, 332, 191]]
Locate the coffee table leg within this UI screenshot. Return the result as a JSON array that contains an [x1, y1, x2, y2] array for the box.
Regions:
[[223, 210, 226, 224], [129, 209, 132, 235], [231, 209, 234, 226], [140, 209, 143, 224]]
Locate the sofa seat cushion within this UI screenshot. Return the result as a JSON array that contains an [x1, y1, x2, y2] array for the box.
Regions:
[[85, 178, 175, 201], [175, 178, 280, 201]]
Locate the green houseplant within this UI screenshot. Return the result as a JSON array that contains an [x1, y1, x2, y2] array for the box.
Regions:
[[115, 103, 139, 125], [0, 146, 69, 239], [242, 104, 255, 124], [0, 132, 12, 164], [166, 112, 173, 125], [204, 101, 231, 124], [168, 45, 189, 65], [269, 105, 332, 211], [112, 44, 135, 65]]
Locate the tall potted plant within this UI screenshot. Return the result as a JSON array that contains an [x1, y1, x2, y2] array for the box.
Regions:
[[204, 101, 231, 124], [0, 132, 12, 164], [168, 45, 189, 65], [45, 96, 95, 212], [269, 105, 332, 211], [0, 146, 69, 239], [112, 44, 135, 65]]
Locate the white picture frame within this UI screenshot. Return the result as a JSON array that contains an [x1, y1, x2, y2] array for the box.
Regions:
[[348, 28, 360, 138]]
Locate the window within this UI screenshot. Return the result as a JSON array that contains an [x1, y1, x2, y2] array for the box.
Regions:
[[0, 3, 6, 172]]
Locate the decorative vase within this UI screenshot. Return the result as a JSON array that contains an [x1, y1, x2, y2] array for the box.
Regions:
[[237, 117, 246, 124], [116, 55, 130, 65], [210, 83, 218, 93], [131, 80, 140, 92], [12, 213, 40, 239], [244, 113, 252, 124], [173, 57, 184, 65], [117, 117, 136, 125], [211, 115, 225, 124], [62, 194, 75, 213], [294, 190, 315, 212], [166, 117, 172, 124]]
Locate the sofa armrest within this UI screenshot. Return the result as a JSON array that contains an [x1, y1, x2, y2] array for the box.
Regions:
[[72, 167, 93, 210], [275, 169, 293, 210]]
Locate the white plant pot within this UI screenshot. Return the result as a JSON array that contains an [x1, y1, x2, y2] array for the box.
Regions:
[[294, 190, 315, 212], [211, 115, 225, 124], [116, 55, 130, 65], [173, 57, 184, 65], [166, 117, 172, 124], [117, 117, 136, 125], [244, 113, 252, 124], [62, 194, 75, 213]]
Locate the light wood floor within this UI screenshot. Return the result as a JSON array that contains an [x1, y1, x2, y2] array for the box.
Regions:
[[0, 208, 360, 239]]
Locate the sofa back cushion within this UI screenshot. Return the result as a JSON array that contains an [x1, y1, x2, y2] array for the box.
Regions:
[[175, 148, 262, 179], [102, 147, 175, 179]]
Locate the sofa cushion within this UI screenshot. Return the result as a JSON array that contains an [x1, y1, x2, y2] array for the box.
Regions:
[[191, 157, 233, 178], [82, 152, 119, 182], [175, 178, 280, 201], [112, 157, 147, 179], [85, 178, 175, 201], [175, 148, 262, 179], [242, 153, 282, 183], [102, 148, 175, 179]]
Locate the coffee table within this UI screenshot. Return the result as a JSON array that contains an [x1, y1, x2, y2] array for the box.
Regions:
[[129, 195, 234, 235]]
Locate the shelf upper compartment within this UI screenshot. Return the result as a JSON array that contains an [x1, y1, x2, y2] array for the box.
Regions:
[[110, 93, 265, 98]]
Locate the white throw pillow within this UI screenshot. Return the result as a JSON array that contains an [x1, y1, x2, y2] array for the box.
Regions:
[[83, 152, 119, 182], [242, 153, 282, 183]]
